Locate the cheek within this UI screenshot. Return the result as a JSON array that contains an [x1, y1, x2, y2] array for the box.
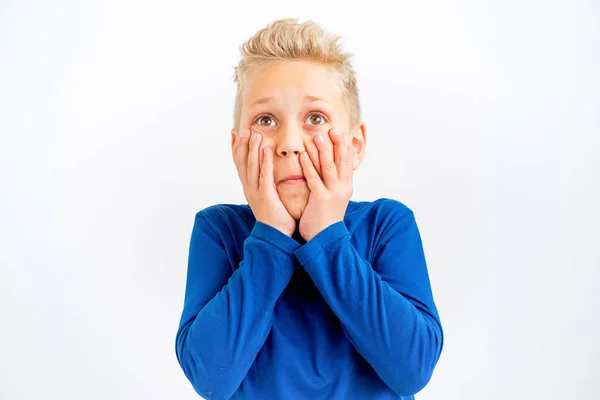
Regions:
[[252, 126, 270, 136]]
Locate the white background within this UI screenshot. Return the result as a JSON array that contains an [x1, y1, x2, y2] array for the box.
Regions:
[[1, 0, 599, 399]]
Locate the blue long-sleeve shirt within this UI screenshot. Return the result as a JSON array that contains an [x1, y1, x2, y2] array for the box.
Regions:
[[175, 198, 443, 399]]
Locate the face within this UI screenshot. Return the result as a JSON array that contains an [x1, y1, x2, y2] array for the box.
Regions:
[[232, 60, 366, 220]]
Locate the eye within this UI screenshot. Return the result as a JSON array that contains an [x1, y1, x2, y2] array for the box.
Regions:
[[254, 115, 276, 127], [306, 113, 327, 126]]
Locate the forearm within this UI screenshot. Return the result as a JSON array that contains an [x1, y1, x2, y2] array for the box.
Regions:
[[295, 222, 443, 397], [176, 222, 300, 400]]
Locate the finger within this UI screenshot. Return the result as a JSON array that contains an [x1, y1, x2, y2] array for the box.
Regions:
[[247, 130, 262, 191], [304, 140, 322, 180], [314, 133, 337, 186], [234, 128, 250, 185], [329, 128, 351, 182], [300, 151, 325, 193], [259, 147, 275, 191]]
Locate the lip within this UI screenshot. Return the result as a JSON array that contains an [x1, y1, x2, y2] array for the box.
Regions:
[[280, 174, 306, 185]]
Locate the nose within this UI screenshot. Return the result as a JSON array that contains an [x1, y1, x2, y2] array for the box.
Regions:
[[274, 124, 305, 157]]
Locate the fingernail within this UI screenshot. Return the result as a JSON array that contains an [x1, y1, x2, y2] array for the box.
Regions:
[[302, 152, 309, 160], [332, 128, 341, 135], [315, 135, 324, 143], [239, 129, 248, 137], [251, 132, 260, 142]]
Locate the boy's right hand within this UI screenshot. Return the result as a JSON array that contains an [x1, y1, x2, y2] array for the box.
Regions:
[[234, 128, 297, 237]]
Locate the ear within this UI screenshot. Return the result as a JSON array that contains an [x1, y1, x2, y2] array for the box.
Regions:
[[350, 122, 367, 170], [231, 129, 237, 163]]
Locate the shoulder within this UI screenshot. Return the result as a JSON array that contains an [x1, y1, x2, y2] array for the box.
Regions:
[[348, 197, 415, 225], [195, 202, 251, 219], [346, 198, 419, 249], [193, 203, 254, 232]]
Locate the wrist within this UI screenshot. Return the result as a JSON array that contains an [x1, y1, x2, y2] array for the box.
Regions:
[[251, 221, 302, 254], [301, 218, 343, 242], [256, 219, 294, 237]]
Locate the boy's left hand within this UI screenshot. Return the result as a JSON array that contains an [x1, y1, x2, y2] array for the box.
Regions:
[[299, 128, 353, 241]]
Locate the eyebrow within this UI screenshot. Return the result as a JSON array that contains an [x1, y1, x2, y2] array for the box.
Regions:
[[248, 95, 328, 109]]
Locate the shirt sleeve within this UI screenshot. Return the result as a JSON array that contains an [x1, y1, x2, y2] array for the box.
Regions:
[[293, 205, 443, 397], [175, 212, 301, 400]]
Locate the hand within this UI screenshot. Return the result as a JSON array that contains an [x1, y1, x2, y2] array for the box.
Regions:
[[298, 128, 353, 241], [234, 128, 296, 237]]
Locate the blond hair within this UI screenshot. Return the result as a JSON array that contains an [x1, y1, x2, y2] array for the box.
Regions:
[[232, 18, 360, 132]]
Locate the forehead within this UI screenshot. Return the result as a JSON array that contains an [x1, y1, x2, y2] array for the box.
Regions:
[[243, 61, 345, 109]]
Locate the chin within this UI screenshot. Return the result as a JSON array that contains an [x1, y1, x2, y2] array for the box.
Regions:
[[279, 193, 308, 221]]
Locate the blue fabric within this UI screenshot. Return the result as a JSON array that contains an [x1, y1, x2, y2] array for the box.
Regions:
[[175, 198, 443, 399]]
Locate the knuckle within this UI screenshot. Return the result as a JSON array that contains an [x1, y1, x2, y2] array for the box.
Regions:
[[324, 162, 336, 172], [342, 185, 353, 196]]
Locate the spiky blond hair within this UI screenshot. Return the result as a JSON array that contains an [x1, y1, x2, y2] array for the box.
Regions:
[[232, 18, 360, 132]]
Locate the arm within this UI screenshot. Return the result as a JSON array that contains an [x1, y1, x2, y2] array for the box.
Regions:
[[294, 207, 443, 397], [175, 212, 300, 400]]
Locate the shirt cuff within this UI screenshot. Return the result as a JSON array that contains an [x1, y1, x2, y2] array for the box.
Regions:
[[251, 221, 302, 254], [294, 221, 351, 265]]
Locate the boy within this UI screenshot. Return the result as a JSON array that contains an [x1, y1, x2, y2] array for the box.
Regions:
[[175, 18, 443, 400]]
